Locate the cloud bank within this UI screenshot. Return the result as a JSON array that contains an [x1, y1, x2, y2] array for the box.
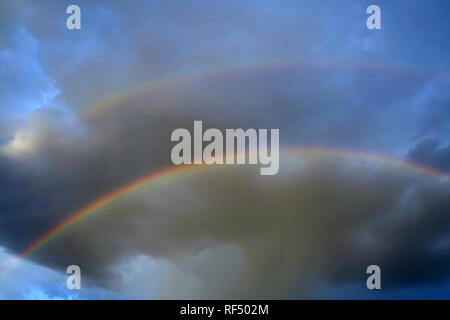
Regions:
[[0, 0, 449, 298]]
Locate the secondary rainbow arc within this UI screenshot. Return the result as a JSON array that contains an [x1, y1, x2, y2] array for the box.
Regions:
[[81, 58, 448, 117]]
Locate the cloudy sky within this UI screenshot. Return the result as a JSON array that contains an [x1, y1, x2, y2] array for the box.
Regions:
[[0, 0, 449, 299]]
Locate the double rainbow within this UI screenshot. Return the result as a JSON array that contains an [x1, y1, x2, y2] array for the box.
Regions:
[[2, 58, 449, 275]]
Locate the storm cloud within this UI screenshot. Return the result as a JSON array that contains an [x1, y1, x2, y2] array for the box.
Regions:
[[0, 0, 449, 298]]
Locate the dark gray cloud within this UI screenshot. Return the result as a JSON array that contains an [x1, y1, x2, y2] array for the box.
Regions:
[[408, 139, 450, 172], [4, 146, 449, 298], [0, 100, 449, 298]]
